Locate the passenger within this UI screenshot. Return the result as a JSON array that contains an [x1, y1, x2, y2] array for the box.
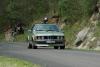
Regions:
[[42, 17, 48, 24]]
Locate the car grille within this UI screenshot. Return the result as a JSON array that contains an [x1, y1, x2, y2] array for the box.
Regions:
[[36, 36, 64, 40], [44, 36, 57, 39]]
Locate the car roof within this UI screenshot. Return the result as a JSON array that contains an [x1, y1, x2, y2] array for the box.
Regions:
[[36, 23, 56, 25]]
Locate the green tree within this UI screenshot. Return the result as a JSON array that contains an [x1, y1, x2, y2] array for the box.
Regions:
[[59, 0, 82, 23], [3, 0, 49, 26], [58, 0, 98, 23]]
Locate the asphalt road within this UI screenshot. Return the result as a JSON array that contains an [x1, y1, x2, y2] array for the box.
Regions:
[[0, 42, 100, 67]]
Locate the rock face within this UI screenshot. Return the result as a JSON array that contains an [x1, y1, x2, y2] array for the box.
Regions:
[[74, 1, 100, 50], [74, 27, 90, 47], [74, 27, 97, 49]]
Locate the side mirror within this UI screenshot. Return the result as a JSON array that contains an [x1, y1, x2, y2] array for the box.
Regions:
[[60, 29, 64, 33], [61, 31, 64, 33]]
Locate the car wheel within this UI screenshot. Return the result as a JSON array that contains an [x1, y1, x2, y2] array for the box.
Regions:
[[28, 43, 32, 49], [60, 46, 65, 49], [54, 46, 59, 49], [33, 46, 37, 49]]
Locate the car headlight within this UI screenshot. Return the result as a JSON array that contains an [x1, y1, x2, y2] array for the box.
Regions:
[[32, 35, 36, 40], [58, 36, 64, 40], [61, 36, 64, 40], [36, 36, 44, 40]]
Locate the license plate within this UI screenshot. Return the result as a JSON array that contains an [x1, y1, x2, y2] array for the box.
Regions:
[[46, 41, 55, 43]]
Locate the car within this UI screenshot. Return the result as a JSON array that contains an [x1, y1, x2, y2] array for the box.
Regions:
[[27, 24, 65, 49]]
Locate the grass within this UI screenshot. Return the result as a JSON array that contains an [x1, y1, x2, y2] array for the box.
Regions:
[[15, 34, 27, 42], [0, 33, 5, 42], [13, 30, 29, 42], [0, 33, 27, 42], [0, 56, 40, 67], [0, 30, 28, 42], [94, 22, 100, 37]]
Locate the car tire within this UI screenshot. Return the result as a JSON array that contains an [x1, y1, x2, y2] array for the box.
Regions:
[[54, 46, 59, 49], [33, 46, 37, 49], [60, 46, 65, 49], [28, 43, 32, 49]]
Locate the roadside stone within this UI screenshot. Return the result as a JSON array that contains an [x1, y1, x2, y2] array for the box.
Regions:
[[73, 27, 90, 47]]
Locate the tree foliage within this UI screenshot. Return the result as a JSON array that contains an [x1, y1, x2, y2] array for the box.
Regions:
[[0, 0, 99, 32], [1, 0, 49, 27], [58, 0, 98, 23]]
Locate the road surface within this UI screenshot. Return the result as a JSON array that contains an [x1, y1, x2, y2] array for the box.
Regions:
[[0, 42, 100, 67]]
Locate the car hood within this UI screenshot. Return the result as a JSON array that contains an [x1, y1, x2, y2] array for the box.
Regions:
[[33, 31, 64, 36]]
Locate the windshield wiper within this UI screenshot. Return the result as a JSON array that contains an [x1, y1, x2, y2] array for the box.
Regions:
[[36, 29, 53, 31], [46, 30, 57, 31], [36, 30, 44, 31]]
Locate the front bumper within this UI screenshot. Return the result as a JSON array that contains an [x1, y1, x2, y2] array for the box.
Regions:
[[33, 40, 65, 46]]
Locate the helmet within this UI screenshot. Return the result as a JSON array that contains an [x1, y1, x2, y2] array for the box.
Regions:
[[44, 17, 48, 21], [42, 17, 48, 24]]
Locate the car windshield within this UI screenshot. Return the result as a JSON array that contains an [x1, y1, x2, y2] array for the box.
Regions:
[[32, 24, 60, 32]]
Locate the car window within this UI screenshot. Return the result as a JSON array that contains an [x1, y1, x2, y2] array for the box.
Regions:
[[32, 24, 60, 32]]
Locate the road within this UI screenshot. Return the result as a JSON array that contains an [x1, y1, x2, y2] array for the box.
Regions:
[[0, 42, 100, 67]]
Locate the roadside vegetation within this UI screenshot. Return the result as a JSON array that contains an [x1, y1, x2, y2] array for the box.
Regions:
[[0, 33, 5, 42], [94, 21, 100, 37], [63, 21, 87, 46], [0, 56, 40, 67]]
